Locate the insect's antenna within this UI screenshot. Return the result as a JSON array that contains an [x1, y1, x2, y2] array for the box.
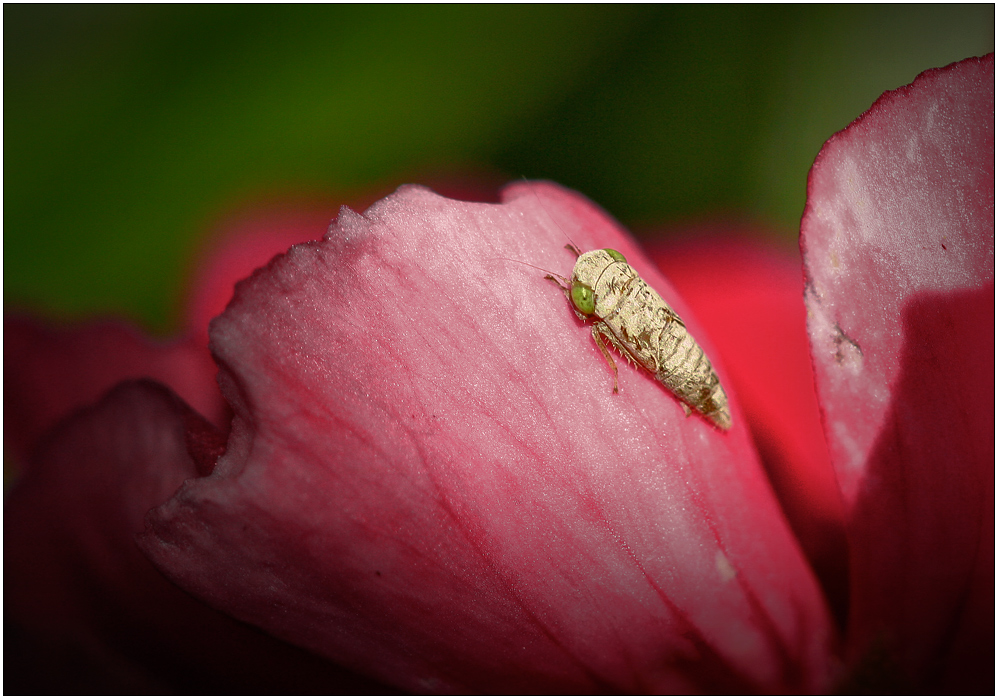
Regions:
[[487, 255, 570, 285], [521, 176, 581, 255]]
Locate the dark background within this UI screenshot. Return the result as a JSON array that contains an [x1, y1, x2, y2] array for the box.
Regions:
[[5, 5, 993, 332]]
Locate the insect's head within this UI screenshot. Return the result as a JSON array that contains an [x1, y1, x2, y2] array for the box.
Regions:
[[569, 248, 627, 316]]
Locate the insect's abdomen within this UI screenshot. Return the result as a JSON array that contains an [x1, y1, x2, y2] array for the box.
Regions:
[[595, 263, 731, 431], [654, 318, 731, 431]]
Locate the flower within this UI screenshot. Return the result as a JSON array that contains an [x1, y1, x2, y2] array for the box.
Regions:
[[5, 55, 992, 693]]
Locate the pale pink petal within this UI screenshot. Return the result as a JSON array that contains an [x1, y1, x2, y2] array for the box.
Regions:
[[183, 204, 337, 345], [182, 179, 503, 344], [801, 54, 994, 692], [141, 182, 835, 692]]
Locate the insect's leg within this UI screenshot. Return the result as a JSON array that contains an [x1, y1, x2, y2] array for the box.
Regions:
[[681, 403, 692, 417], [596, 323, 640, 372], [544, 274, 571, 303], [544, 274, 568, 290], [564, 243, 582, 258], [591, 323, 619, 393]]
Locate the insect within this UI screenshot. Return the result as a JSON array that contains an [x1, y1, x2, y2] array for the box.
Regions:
[[545, 244, 731, 431]]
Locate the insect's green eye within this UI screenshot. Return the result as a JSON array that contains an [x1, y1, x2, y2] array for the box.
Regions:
[[571, 282, 596, 315], [604, 248, 626, 263]]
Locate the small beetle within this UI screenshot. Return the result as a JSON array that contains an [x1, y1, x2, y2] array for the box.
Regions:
[[546, 245, 731, 431]]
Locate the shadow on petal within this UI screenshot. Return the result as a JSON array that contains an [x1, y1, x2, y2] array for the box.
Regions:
[[844, 285, 994, 693], [4, 379, 396, 694]]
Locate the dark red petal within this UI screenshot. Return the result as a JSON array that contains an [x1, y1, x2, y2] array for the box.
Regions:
[[141, 182, 835, 692], [648, 233, 847, 626], [3, 316, 227, 465], [4, 379, 391, 693], [801, 54, 994, 692]]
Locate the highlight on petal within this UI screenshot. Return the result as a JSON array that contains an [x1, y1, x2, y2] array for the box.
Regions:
[[183, 204, 337, 345], [3, 316, 227, 466], [140, 181, 835, 692], [647, 233, 847, 626], [4, 379, 392, 693], [182, 179, 503, 345], [801, 54, 994, 692]]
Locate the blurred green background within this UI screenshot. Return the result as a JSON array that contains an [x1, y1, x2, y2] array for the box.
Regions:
[[5, 5, 993, 333]]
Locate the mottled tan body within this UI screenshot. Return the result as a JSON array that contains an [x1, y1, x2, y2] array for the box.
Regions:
[[552, 248, 731, 431]]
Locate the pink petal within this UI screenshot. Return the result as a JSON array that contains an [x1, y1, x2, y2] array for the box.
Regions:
[[4, 379, 391, 693], [3, 316, 227, 465], [140, 182, 835, 692], [801, 55, 994, 692], [647, 233, 847, 625]]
